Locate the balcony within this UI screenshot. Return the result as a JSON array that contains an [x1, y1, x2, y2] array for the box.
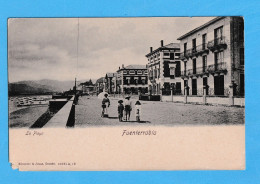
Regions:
[[180, 62, 227, 78], [207, 37, 227, 52], [180, 52, 188, 60], [195, 43, 209, 56], [186, 49, 194, 58], [207, 62, 227, 74]]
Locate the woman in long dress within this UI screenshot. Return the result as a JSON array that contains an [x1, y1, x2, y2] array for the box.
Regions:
[[101, 94, 110, 117], [124, 96, 132, 121]]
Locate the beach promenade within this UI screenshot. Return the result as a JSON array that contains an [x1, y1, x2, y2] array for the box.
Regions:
[[75, 96, 245, 127]]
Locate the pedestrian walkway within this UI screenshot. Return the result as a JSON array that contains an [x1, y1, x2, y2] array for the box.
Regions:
[[75, 96, 245, 127]]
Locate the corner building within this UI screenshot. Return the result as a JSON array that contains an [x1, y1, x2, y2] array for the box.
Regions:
[[178, 17, 244, 97], [116, 65, 148, 95], [145, 40, 182, 95]]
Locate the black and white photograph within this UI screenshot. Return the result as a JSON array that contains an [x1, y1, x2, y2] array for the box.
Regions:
[[8, 17, 245, 128], [7, 16, 246, 171]]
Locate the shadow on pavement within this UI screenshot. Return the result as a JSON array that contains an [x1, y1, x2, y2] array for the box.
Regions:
[[107, 117, 118, 119], [123, 121, 151, 124]]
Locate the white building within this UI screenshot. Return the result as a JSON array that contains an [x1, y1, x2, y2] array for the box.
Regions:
[[145, 40, 182, 95], [177, 17, 244, 97]]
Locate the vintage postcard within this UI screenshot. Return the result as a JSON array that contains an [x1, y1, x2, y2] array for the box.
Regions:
[[8, 17, 245, 171]]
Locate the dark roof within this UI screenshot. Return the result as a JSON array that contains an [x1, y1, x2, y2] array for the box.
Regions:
[[177, 17, 225, 40], [145, 43, 180, 57], [164, 43, 180, 48], [81, 82, 94, 86], [121, 65, 147, 70]]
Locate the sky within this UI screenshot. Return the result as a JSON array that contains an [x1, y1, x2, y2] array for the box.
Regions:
[[8, 17, 215, 82]]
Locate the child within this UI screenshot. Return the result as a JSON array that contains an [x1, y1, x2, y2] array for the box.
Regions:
[[118, 100, 124, 122], [135, 101, 141, 122]]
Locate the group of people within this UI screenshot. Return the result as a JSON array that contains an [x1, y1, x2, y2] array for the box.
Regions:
[[101, 94, 142, 122]]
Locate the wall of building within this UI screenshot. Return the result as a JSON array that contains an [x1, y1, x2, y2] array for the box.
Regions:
[[147, 47, 183, 95], [179, 17, 245, 97], [161, 95, 244, 107]]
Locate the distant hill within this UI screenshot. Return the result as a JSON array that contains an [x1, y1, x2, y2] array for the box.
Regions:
[[9, 80, 74, 96], [8, 79, 97, 96]]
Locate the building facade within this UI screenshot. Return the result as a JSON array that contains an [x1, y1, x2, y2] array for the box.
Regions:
[[95, 77, 104, 94], [178, 17, 244, 97], [80, 79, 94, 95], [104, 73, 117, 94], [116, 65, 148, 95], [145, 40, 182, 95]]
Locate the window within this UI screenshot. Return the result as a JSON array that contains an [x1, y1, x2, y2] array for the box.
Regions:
[[137, 70, 143, 75], [163, 61, 170, 77], [202, 34, 207, 49], [175, 61, 181, 77], [164, 52, 170, 56], [214, 26, 223, 39], [192, 79, 197, 95], [214, 75, 224, 96], [170, 53, 174, 60], [123, 70, 127, 74], [240, 48, 244, 65], [202, 55, 207, 72], [184, 43, 187, 53], [141, 77, 146, 84], [176, 82, 182, 94], [193, 59, 196, 74], [129, 70, 135, 74], [215, 51, 224, 65], [154, 69, 157, 79], [203, 77, 208, 95], [170, 67, 175, 79], [192, 38, 196, 50]]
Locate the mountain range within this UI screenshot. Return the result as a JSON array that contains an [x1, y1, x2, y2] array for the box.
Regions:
[[8, 79, 96, 96]]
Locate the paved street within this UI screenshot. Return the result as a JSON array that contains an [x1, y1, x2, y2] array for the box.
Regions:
[[75, 96, 245, 127]]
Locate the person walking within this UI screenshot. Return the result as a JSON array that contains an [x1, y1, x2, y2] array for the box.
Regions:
[[118, 100, 124, 122], [124, 96, 132, 121], [101, 93, 110, 117]]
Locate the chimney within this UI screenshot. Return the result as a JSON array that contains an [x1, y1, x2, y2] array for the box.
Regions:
[[119, 66, 120, 70], [150, 47, 153, 53], [122, 64, 124, 68], [161, 40, 164, 47]]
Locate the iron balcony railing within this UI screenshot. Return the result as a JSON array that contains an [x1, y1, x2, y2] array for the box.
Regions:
[[180, 62, 227, 77], [196, 43, 208, 54], [207, 62, 227, 73], [207, 36, 227, 51]]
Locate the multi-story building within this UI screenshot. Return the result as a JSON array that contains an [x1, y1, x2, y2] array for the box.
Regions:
[[178, 17, 244, 97], [145, 40, 182, 95], [80, 79, 94, 95], [116, 64, 148, 95], [104, 72, 117, 94], [95, 77, 104, 94]]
